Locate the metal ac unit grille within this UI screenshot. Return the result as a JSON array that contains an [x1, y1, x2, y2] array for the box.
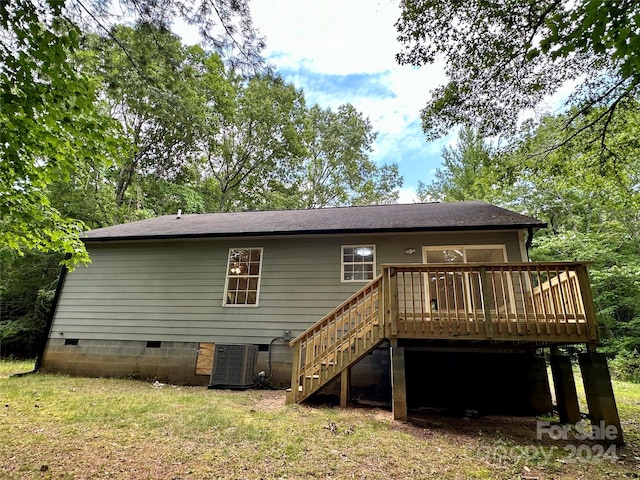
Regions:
[[209, 344, 258, 388]]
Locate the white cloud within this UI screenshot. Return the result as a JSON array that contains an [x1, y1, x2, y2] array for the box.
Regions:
[[251, 0, 447, 156], [270, 64, 447, 177], [251, 0, 402, 75], [397, 187, 419, 204]]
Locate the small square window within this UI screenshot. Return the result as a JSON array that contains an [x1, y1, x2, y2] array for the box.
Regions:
[[342, 245, 376, 282], [64, 338, 79, 346]]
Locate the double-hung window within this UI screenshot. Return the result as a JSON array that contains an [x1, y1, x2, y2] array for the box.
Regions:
[[224, 248, 263, 306], [342, 245, 376, 282]]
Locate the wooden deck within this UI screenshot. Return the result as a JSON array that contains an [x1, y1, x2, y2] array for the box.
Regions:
[[288, 262, 598, 404]]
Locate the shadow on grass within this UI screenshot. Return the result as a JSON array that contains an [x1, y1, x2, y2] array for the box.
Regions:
[[306, 390, 637, 460], [408, 409, 545, 444]]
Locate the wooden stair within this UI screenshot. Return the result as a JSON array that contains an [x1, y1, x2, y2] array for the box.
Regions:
[[288, 275, 385, 404]]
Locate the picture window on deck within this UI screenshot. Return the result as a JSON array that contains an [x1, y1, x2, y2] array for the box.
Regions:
[[342, 245, 376, 282], [423, 245, 506, 264], [422, 245, 509, 312], [224, 248, 263, 306]]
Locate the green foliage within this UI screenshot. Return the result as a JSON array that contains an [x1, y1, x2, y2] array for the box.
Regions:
[[609, 350, 640, 383], [85, 24, 227, 216], [1, 1, 268, 358], [417, 127, 492, 202], [0, 0, 121, 266], [422, 107, 640, 370], [21, 21, 400, 223], [0, 250, 60, 358], [65, 0, 265, 74], [1, 0, 264, 264], [299, 104, 401, 207], [593, 264, 640, 353], [141, 179, 205, 216], [351, 163, 402, 206], [1, 14, 403, 358], [501, 110, 640, 359], [47, 160, 120, 229], [83, 25, 401, 215], [199, 72, 307, 212], [540, 0, 640, 76], [0, 315, 47, 359], [396, 0, 640, 160]]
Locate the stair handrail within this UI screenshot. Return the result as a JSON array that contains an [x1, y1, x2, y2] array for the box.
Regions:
[[289, 274, 384, 403], [289, 274, 384, 347]]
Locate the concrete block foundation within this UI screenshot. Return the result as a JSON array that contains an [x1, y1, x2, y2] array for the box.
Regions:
[[41, 339, 206, 385]]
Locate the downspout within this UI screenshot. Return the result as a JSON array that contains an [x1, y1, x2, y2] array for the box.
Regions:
[[14, 255, 69, 376], [525, 226, 534, 259]]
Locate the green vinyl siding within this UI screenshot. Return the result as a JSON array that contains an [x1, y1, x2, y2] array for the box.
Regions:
[[49, 230, 525, 344]]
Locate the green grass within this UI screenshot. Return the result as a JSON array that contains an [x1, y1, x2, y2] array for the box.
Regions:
[[0, 359, 35, 378], [1, 360, 640, 479]]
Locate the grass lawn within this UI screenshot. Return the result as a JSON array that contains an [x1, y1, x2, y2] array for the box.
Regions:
[[2, 359, 640, 479]]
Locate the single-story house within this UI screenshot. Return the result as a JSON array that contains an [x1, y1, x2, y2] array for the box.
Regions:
[[40, 201, 622, 442]]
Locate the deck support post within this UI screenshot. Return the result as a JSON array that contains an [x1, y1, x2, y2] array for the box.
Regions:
[[526, 354, 553, 414], [340, 368, 351, 408], [578, 352, 624, 445], [390, 343, 407, 420], [287, 342, 301, 404], [550, 353, 581, 424]]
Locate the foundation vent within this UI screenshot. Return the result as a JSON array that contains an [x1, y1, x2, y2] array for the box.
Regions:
[[208, 344, 258, 389]]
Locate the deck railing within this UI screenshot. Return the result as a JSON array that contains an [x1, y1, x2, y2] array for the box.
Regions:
[[289, 262, 598, 404], [384, 262, 598, 343], [289, 275, 385, 403]]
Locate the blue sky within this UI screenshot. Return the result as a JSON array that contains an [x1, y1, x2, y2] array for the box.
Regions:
[[248, 0, 456, 203]]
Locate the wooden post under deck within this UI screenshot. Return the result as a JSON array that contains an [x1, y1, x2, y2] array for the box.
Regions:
[[340, 368, 351, 407], [550, 352, 581, 424], [390, 341, 407, 420], [579, 352, 624, 445]]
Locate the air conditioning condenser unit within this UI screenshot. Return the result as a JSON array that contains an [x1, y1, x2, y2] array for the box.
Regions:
[[208, 343, 258, 389]]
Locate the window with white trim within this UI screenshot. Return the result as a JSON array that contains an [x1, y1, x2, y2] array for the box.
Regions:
[[224, 248, 263, 306], [342, 245, 376, 282]]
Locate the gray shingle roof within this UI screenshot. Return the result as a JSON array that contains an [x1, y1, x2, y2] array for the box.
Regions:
[[82, 201, 546, 242]]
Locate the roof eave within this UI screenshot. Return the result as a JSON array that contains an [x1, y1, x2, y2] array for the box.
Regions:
[[82, 222, 548, 243]]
